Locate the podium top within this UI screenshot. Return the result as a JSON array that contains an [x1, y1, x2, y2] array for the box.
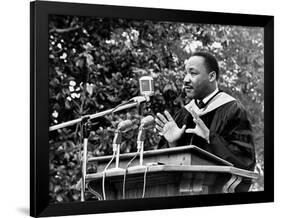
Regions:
[[88, 145, 233, 166], [86, 164, 258, 181]]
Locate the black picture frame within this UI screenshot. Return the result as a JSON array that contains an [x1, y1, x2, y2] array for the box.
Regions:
[[30, 0, 274, 217]]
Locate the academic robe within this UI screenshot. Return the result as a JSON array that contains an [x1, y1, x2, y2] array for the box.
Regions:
[[159, 93, 255, 169], [158, 92, 256, 192]]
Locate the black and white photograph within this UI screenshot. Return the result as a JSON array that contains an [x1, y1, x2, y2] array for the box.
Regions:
[[48, 14, 264, 203], [28, 0, 274, 217]]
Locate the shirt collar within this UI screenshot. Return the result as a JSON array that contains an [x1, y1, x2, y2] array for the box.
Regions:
[[201, 87, 219, 104]]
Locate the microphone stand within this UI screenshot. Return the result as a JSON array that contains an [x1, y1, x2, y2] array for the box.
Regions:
[[49, 101, 141, 131], [125, 115, 154, 172], [127, 126, 146, 171], [137, 127, 145, 166], [50, 99, 148, 201], [80, 116, 91, 202], [105, 129, 126, 173]]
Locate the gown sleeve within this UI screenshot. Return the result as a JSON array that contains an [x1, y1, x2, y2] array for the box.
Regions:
[[209, 100, 256, 170]]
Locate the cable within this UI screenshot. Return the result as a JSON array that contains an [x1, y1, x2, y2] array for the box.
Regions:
[[102, 172, 107, 200], [87, 183, 103, 200], [142, 165, 149, 198], [189, 135, 194, 145], [102, 150, 116, 200], [122, 149, 140, 199]]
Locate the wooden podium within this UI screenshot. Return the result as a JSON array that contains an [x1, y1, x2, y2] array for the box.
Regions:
[[85, 145, 258, 200]]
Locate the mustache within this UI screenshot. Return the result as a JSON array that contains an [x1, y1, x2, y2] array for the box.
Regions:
[[182, 82, 193, 89], [180, 83, 193, 98]]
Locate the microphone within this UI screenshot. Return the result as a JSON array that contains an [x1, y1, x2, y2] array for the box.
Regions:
[[122, 116, 155, 199], [102, 119, 134, 200], [140, 115, 155, 128], [138, 115, 155, 144], [129, 76, 154, 105], [137, 115, 155, 166], [117, 120, 134, 132], [139, 76, 154, 96], [110, 119, 134, 171]]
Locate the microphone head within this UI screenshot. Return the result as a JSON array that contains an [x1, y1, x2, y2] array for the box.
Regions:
[[140, 115, 155, 128], [139, 76, 154, 96], [117, 120, 134, 132]]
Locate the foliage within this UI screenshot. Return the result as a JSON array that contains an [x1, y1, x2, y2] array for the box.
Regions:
[[49, 15, 264, 203]]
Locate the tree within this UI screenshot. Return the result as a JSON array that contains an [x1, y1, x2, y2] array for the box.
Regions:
[[49, 15, 264, 203]]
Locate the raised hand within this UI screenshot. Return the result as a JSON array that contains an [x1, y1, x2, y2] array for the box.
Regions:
[[186, 109, 210, 143], [155, 110, 186, 144]]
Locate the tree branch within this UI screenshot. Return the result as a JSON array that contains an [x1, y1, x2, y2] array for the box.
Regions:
[[50, 26, 81, 33]]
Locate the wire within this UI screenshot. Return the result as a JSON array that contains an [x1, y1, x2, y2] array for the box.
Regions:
[[189, 135, 194, 145], [102, 150, 116, 200], [102, 172, 107, 200], [87, 183, 103, 200], [122, 149, 140, 199], [142, 165, 149, 198]]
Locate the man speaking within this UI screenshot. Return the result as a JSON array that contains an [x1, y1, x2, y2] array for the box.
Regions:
[[155, 51, 256, 174]]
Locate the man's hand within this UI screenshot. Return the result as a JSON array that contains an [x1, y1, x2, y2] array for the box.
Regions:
[[186, 109, 210, 143], [155, 111, 186, 144]]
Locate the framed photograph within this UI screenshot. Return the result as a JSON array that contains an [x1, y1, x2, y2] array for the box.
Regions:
[[30, 0, 274, 217]]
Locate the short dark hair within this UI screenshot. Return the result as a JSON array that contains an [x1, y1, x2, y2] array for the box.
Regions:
[[191, 51, 220, 80]]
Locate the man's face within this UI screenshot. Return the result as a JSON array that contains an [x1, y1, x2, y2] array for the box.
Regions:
[[183, 56, 212, 99]]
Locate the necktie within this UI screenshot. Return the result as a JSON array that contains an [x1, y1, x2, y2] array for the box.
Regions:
[[196, 99, 205, 109], [195, 90, 221, 109]]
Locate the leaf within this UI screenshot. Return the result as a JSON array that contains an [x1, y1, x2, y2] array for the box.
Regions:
[[49, 15, 265, 203], [56, 195, 63, 202], [65, 100, 71, 110]]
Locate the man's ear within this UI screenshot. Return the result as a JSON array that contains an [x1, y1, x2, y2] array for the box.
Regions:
[[209, 71, 216, 82]]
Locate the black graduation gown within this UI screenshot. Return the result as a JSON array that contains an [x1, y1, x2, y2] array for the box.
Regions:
[[158, 100, 256, 171], [158, 100, 256, 192]]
